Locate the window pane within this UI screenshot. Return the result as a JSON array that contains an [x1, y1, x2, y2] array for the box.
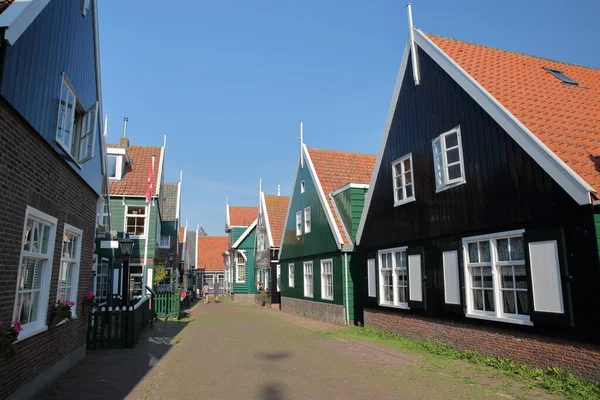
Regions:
[[501, 266, 514, 288], [447, 164, 462, 180], [473, 289, 483, 311], [403, 158, 411, 172], [482, 266, 493, 288], [395, 175, 402, 189], [396, 188, 403, 201], [20, 258, 42, 290], [497, 238, 509, 261], [445, 132, 458, 148], [24, 219, 34, 251], [510, 237, 524, 260], [468, 243, 479, 263], [403, 171, 412, 186], [484, 289, 495, 311], [514, 265, 528, 289], [502, 291, 516, 314], [479, 241, 491, 262], [18, 292, 40, 325], [31, 222, 40, 253], [41, 225, 50, 254], [471, 266, 481, 288], [517, 291, 530, 315], [394, 163, 402, 177], [405, 184, 413, 198], [446, 148, 460, 164], [107, 156, 117, 177]]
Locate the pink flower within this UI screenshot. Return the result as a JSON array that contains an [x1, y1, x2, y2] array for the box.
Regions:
[[12, 321, 23, 333], [65, 301, 75, 306], [85, 291, 94, 299]]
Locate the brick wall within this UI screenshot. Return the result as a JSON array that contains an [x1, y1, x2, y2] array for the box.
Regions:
[[0, 99, 99, 398], [281, 297, 346, 326], [365, 309, 600, 382]]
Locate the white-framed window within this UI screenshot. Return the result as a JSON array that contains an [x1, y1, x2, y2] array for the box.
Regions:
[[321, 259, 333, 300], [304, 207, 311, 234], [124, 205, 146, 238], [257, 234, 265, 252], [55, 75, 98, 164], [378, 247, 408, 309], [463, 230, 531, 325], [277, 265, 281, 292], [82, 0, 91, 16], [13, 206, 58, 338], [57, 224, 83, 316], [301, 180, 306, 193], [159, 235, 170, 249], [288, 263, 295, 287], [236, 252, 246, 283], [107, 155, 123, 180], [432, 126, 466, 192], [392, 154, 415, 206], [303, 262, 313, 298], [296, 211, 302, 237], [94, 257, 109, 305]]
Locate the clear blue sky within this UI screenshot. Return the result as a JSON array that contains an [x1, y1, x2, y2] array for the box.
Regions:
[[99, 0, 600, 235]]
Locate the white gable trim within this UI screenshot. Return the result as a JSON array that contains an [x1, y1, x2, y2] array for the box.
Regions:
[[304, 145, 344, 248], [414, 29, 593, 205], [357, 42, 411, 245], [0, 0, 51, 45], [225, 204, 230, 231], [260, 192, 274, 248], [331, 183, 369, 197], [232, 219, 257, 249], [329, 192, 353, 251], [155, 145, 165, 196], [278, 158, 300, 258]]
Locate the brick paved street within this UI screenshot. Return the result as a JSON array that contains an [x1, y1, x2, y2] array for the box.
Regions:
[[41, 300, 560, 400]]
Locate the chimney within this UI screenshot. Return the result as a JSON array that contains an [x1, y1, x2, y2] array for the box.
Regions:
[[119, 117, 129, 148], [277, 185, 281, 196]]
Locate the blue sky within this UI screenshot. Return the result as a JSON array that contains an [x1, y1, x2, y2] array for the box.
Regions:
[[99, 0, 600, 235]]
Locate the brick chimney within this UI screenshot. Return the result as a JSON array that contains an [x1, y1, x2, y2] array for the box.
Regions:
[[119, 117, 129, 148]]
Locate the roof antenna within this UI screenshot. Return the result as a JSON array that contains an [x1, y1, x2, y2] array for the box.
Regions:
[[407, 3, 420, 86], [277, 184, 281, 196], [122, 117, 128, 137]]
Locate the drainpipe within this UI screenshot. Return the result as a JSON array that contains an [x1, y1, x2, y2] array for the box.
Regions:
[[344, 253, 350, 326]]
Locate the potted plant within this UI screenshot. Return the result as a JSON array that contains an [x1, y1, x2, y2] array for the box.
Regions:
[[83, 291, 97, 306], [50, 300, 74, 327], [0, 321, 22, 359]]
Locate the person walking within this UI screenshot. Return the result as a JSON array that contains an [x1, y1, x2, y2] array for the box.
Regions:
[[213, 280, 221, 303], [202, 282, 209, 304]]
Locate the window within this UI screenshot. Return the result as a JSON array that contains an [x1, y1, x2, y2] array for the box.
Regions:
[[55, 75, 98, 164], [303, 262, 313, 298], [432, 126, 465, 192], [304, 207, 311, 234], [257, 234, 265, 252], [321, 259, 333, 300], [107, 155, 123, 180], [296, 211, 302, 236], [236, 252, 246, 283], [543, 67, 578, 86], [392, 154, 415, 206], [14, 206, 57, 337], [464, 230, 531, 325], [94, 258, 109, 305], [276, 265, 281, 292], [129, 264, 144, 301], [301, 180, 305, 193], [82, 0, 91, 16], [288, 263, 295, 287], [125, 206, 146, 237], [378, 247, 408, 308], [57, 225, 83, 315], [159, 235, 170, 248]]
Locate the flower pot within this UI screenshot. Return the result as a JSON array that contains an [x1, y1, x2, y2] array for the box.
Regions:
[[50, 314, 65, 328]]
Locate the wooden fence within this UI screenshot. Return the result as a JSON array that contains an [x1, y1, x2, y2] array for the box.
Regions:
[[87, 298, 152, 349], [155, 292, 180, 318]]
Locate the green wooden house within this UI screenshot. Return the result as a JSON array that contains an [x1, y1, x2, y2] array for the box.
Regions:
[[279, 144, 375, 325], [224, 205, 258, 302]]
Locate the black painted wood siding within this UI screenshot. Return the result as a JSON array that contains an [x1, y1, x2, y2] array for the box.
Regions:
[[1, 0, 102, 193], [361, 47, 579, 249]]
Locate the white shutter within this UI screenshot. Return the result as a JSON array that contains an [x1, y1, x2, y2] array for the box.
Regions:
[[432, 137, 444, 191], [442, 250, 460, 305], [79, 101, 98, 163], [367, 258, 376, 297], [529, 240, 564, 314], [408, 254, 423, 302]]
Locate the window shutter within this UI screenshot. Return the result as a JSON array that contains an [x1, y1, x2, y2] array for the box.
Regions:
[[82, 0, 91, 17], [79, 101, 98, 163], [439, 241, 465, 314], [407, 247, 426, 309], [524, 228, 573, 326], [431, 137, 444, 191], [367, 258, 376, 297]]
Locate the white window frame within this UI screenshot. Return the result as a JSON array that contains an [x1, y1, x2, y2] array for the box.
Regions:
[[303, 261, 313, 298], [296, 211, 302, 237], [462, 229, 532, 326], [94, 257, 109, 305], [236, 252, 246, 283], [320, 259, 333, 301], [432, 126, 466, 192], [377, 246, 409, 309], [304, 206, 311, 234], [392, 153, 415, 206], [13, 206, 58, 340], [107, 155, 123, 181], [276, 264, 281, 292], [57, 224, 83, 317], [300, 180, 305, 193], [124, 205, 146, 238], [158, 234, 171, 249], [288, 263, 295, 287]]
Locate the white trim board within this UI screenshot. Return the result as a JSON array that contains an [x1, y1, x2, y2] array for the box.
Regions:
[[330, 183, 369, 197], [278, 158, 300, 258], [232, 219, 257, 249], [260, 192, 274, 249], [0, 0, 52, 45]]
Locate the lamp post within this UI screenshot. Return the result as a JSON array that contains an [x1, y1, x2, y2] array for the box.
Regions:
[[119, 235, 135, 306]]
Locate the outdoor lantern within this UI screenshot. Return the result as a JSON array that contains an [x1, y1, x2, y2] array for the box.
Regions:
[[119, 236, 135, 257], [168, 253, 175, 263]]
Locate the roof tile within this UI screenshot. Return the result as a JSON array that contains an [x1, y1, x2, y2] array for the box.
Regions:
[[109, 145, 163, 197], [264, 195, 290, 248], [162, 183, 179, 220], [0, 0, 14, 15], [197, 236, 228, 272], [229, 206, 258, 227]]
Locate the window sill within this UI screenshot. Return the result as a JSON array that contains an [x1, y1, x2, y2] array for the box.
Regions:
[[379, 302, 410, 310], [394, 197, 416, 207], [55, 140, 83, 170], [16, 325, 48, 342], [321, 296, 334, 301], [436, 180, 466, 193], [304, 295, 314, 299], [465, 313, 533, 326], [157, 246, 171, 249]]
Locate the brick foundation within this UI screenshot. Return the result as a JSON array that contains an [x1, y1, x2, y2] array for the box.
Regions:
[[281, 297, 346, 325], [0, 99, 98, 398], [365, 309, 600, 382]]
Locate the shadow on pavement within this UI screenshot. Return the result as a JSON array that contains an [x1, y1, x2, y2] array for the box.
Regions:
[[260, 383, 284, 400], [255, 351, 292, 361], [40, 320, 189, 400]]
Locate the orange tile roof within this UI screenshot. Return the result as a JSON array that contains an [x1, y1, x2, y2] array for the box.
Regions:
[[264, 195, 290, 248], [109, 145, 163, 197], [197, 236, 228, 272], [229, 206, 258, 227], [427, 34, 600, 197], [179, 227, 186, 243], [0, 0, 14, 14], [308, 148, 376, 244]]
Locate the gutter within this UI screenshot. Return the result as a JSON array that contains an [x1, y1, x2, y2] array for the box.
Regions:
[[344, 253, 350, 326]]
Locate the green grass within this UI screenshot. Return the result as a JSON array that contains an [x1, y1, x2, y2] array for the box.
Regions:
[[319, 326, 600, 399]]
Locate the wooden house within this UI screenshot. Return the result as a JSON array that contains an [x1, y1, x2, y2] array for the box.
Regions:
[[356, 7, 600, 381], [224, 205, 258, 301], [279, 144, 375, 325], [196, 236, 229, 294]]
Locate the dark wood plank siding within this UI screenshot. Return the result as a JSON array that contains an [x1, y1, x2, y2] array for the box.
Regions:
[[1, 0, 102, 193]]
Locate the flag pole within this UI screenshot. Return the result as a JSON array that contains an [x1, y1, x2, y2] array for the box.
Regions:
[[143, 156, 155, 296]]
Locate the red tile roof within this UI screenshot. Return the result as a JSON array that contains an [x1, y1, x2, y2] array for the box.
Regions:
[[197, 236, 228, 272], [308, 148, 376, 244], [427, 34, 600, 197], [0, 0, 14, 14], [229, 206, 258, 227], [179, 227, 186, 243], [264, 195, 290, 248], [109, 145, 163, 197]]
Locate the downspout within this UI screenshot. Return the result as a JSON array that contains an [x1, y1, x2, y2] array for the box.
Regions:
[[344, 253, 350, 326]]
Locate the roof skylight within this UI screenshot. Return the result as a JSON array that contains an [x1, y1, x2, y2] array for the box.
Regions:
[[543, 67, 578, 86]]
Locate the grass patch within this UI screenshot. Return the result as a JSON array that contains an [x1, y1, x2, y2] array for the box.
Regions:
[[321, 326, 600, 399]]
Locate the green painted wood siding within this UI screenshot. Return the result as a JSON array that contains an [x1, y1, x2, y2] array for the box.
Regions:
[[280, 164, 338, 260], [280, 253, 343, 305], [109, 198, 159, 261], [161, 221, 178, 236], [233, 227, 257, 294], [332, 187, 368, 243]]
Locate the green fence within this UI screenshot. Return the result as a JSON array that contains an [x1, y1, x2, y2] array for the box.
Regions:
[[87, 298, 152, 349], [155, 292, 180, 318]]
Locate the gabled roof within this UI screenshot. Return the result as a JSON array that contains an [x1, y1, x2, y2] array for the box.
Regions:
[[109, 145, 163, 197], [197, 236, 228, 272], [427, 34, 600, 197], [162, 183, 179, 221], [228, 206, 258, 227], [263, 194, 290, 248], [232, 219, 257, 249], [0, 0, 15, 14]]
